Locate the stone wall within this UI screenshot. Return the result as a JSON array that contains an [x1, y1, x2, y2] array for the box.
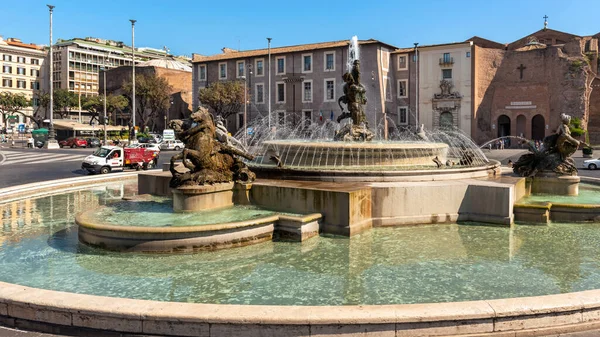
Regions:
[[473, 42, 593, 144]]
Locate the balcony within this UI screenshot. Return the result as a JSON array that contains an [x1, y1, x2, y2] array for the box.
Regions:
[[439, 57, 454, 66]]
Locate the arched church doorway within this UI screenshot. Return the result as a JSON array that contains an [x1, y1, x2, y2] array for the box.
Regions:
[[532, 114, 545, 140], [516, 115, 526, 138], [440, 111, 453, 129], [497, 115, 510, 138]]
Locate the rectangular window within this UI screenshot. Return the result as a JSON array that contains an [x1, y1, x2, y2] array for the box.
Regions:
[[302, 54, 312, 73], [237, 61, 245, 78], [3, 65, 12, 74], [17, 67, 26, 75], [255, 59, 264, 76], [31, 59, 39, 65], [397, 80, 408, 98], [303, 110, 312, 128], [219, 62, 227, 79], [2, 78, 12, 87], [324, 52, 334, 71], [17, 80, 26, 89], [198, 64, 206, 80], [2, 55, 11, 62], [398, 107, 408, 125], [277, 111, 285, 125], [325, 79, 335, 101], [276, 82, 285, 103], [303, 80, 312, 103], [276, 57, 285, 75], [237, 112, 244, 130], [398, 55, 407, 70], [32, 98, 39, 106], [30, 69, 40, 77], [30, 81, 40, 90], [466, 51, 471, 58], [255, 83, 264, 103], [442, 69, 452, 79], [17, 56, 26, 63], [443, 53, 451, 63]]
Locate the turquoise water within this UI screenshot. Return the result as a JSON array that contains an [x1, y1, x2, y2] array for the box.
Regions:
[[2, 182, 600, 305], [96, 198, 280, 227], [519, 183, 600, 205]]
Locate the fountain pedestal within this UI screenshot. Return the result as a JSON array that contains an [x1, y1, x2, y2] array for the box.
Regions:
[[529, 171, 580, 196], [172, 183, 235, 212]]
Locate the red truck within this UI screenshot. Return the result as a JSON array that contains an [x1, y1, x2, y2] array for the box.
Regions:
[[81, 146, 158, 174]]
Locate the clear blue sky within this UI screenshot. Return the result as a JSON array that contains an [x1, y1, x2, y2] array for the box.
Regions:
[[2, 0, 599, 57]]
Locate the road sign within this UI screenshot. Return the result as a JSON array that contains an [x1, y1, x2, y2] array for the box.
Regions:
[[18, 124, 25, 133]]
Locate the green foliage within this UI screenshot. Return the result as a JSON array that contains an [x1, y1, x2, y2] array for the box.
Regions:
[[198, 80, 249, 119], [570, 60, 584, 72], [0, 91, 34, 124], [583, 147, 593, 155], [585, 52, 595, 66], [52, 89, 78, 118], [82, 94, 128, 125], [568, 117, 585, 137], [121, 72, 172, 131]]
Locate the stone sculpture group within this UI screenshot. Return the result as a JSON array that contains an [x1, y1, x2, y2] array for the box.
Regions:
[[513, 113, 587, 177], [168, 107, 256, 187]]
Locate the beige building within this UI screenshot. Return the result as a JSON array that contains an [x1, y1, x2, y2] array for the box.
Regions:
[[0, 36, 46, 130], [417, 42, 474, 135]]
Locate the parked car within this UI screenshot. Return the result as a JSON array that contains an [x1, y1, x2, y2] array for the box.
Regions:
[[160, 140, 185, 151], [137, 136, 158, 144], [86, 137, 101, 148], [149, 133, 163, 143], [59, 137, 88, 148], [583, 158, 600, 170]]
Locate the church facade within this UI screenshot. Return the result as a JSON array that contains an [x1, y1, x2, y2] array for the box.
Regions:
[[471, 28, 599, 145]]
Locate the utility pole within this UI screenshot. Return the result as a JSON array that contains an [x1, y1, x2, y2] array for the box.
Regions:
[[414, 42, 419, 130], [130, 19, 137, 143], [45, 4, 59, 148], [267, 37, 272, 131]]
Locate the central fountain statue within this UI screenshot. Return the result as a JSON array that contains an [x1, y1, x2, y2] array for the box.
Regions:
[[334, 59, 375, 142]]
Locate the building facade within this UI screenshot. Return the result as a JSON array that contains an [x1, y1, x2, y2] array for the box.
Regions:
[[0, 36, 46, 130], [51, 37, 164, 122], [101, 59, 193, 130], [192, 39, 398, 134]]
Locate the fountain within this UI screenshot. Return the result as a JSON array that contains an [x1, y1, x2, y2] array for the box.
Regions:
[[4, 37, 600, 336]]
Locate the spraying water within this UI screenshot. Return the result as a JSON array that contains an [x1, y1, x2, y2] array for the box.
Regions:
[[348, 36, 360, 72]]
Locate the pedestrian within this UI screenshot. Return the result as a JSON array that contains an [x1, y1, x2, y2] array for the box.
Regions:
[[500, 139, 505, 150]]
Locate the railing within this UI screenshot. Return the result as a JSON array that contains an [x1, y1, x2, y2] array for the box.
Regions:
[[439, 57, 454, 66]]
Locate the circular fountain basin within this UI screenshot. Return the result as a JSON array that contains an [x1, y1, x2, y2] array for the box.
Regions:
[[4, 176, 600, 336], [262, 140, 449, 168]]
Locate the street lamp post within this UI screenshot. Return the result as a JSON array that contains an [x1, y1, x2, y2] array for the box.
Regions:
[[241, 76, 247, 147], [414, 42, 419, 130], [267, 38, 272, 131], [100, 65, 107, 145], [45, 4, 59, 148], [130, 19, 136, 143]]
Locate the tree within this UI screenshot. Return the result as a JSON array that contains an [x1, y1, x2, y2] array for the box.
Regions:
[[122, 72, 172, 131], [82, 94, 128, 125], [198, 81, 249, 119], [52, 89, 78, 119], [568, 117, 585, 138], [0, 92, 34, 127]]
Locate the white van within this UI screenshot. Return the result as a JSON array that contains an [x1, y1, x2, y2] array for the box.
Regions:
[[163, 129, 175, 141]]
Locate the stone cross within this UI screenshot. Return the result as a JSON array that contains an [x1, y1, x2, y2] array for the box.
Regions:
[[543, 15, 548, 29], [517, 64, 526, 79]]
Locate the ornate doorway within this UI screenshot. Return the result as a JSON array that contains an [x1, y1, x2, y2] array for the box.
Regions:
[[440, 111, 453, 129], [497, 115, 511, 138], [531, 114, 545, 140]]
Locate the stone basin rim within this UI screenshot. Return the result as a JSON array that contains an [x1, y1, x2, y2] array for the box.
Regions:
[[262, 139, 450, 149], [4, 175, 600, 335]]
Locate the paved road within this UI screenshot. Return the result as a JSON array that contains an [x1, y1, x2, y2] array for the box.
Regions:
[[0, 146, 176, 188]]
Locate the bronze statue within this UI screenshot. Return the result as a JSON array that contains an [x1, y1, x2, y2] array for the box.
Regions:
[[513, 113, 587, 177], [335, 60, 374, 141], [168, 107, 256, 187]]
